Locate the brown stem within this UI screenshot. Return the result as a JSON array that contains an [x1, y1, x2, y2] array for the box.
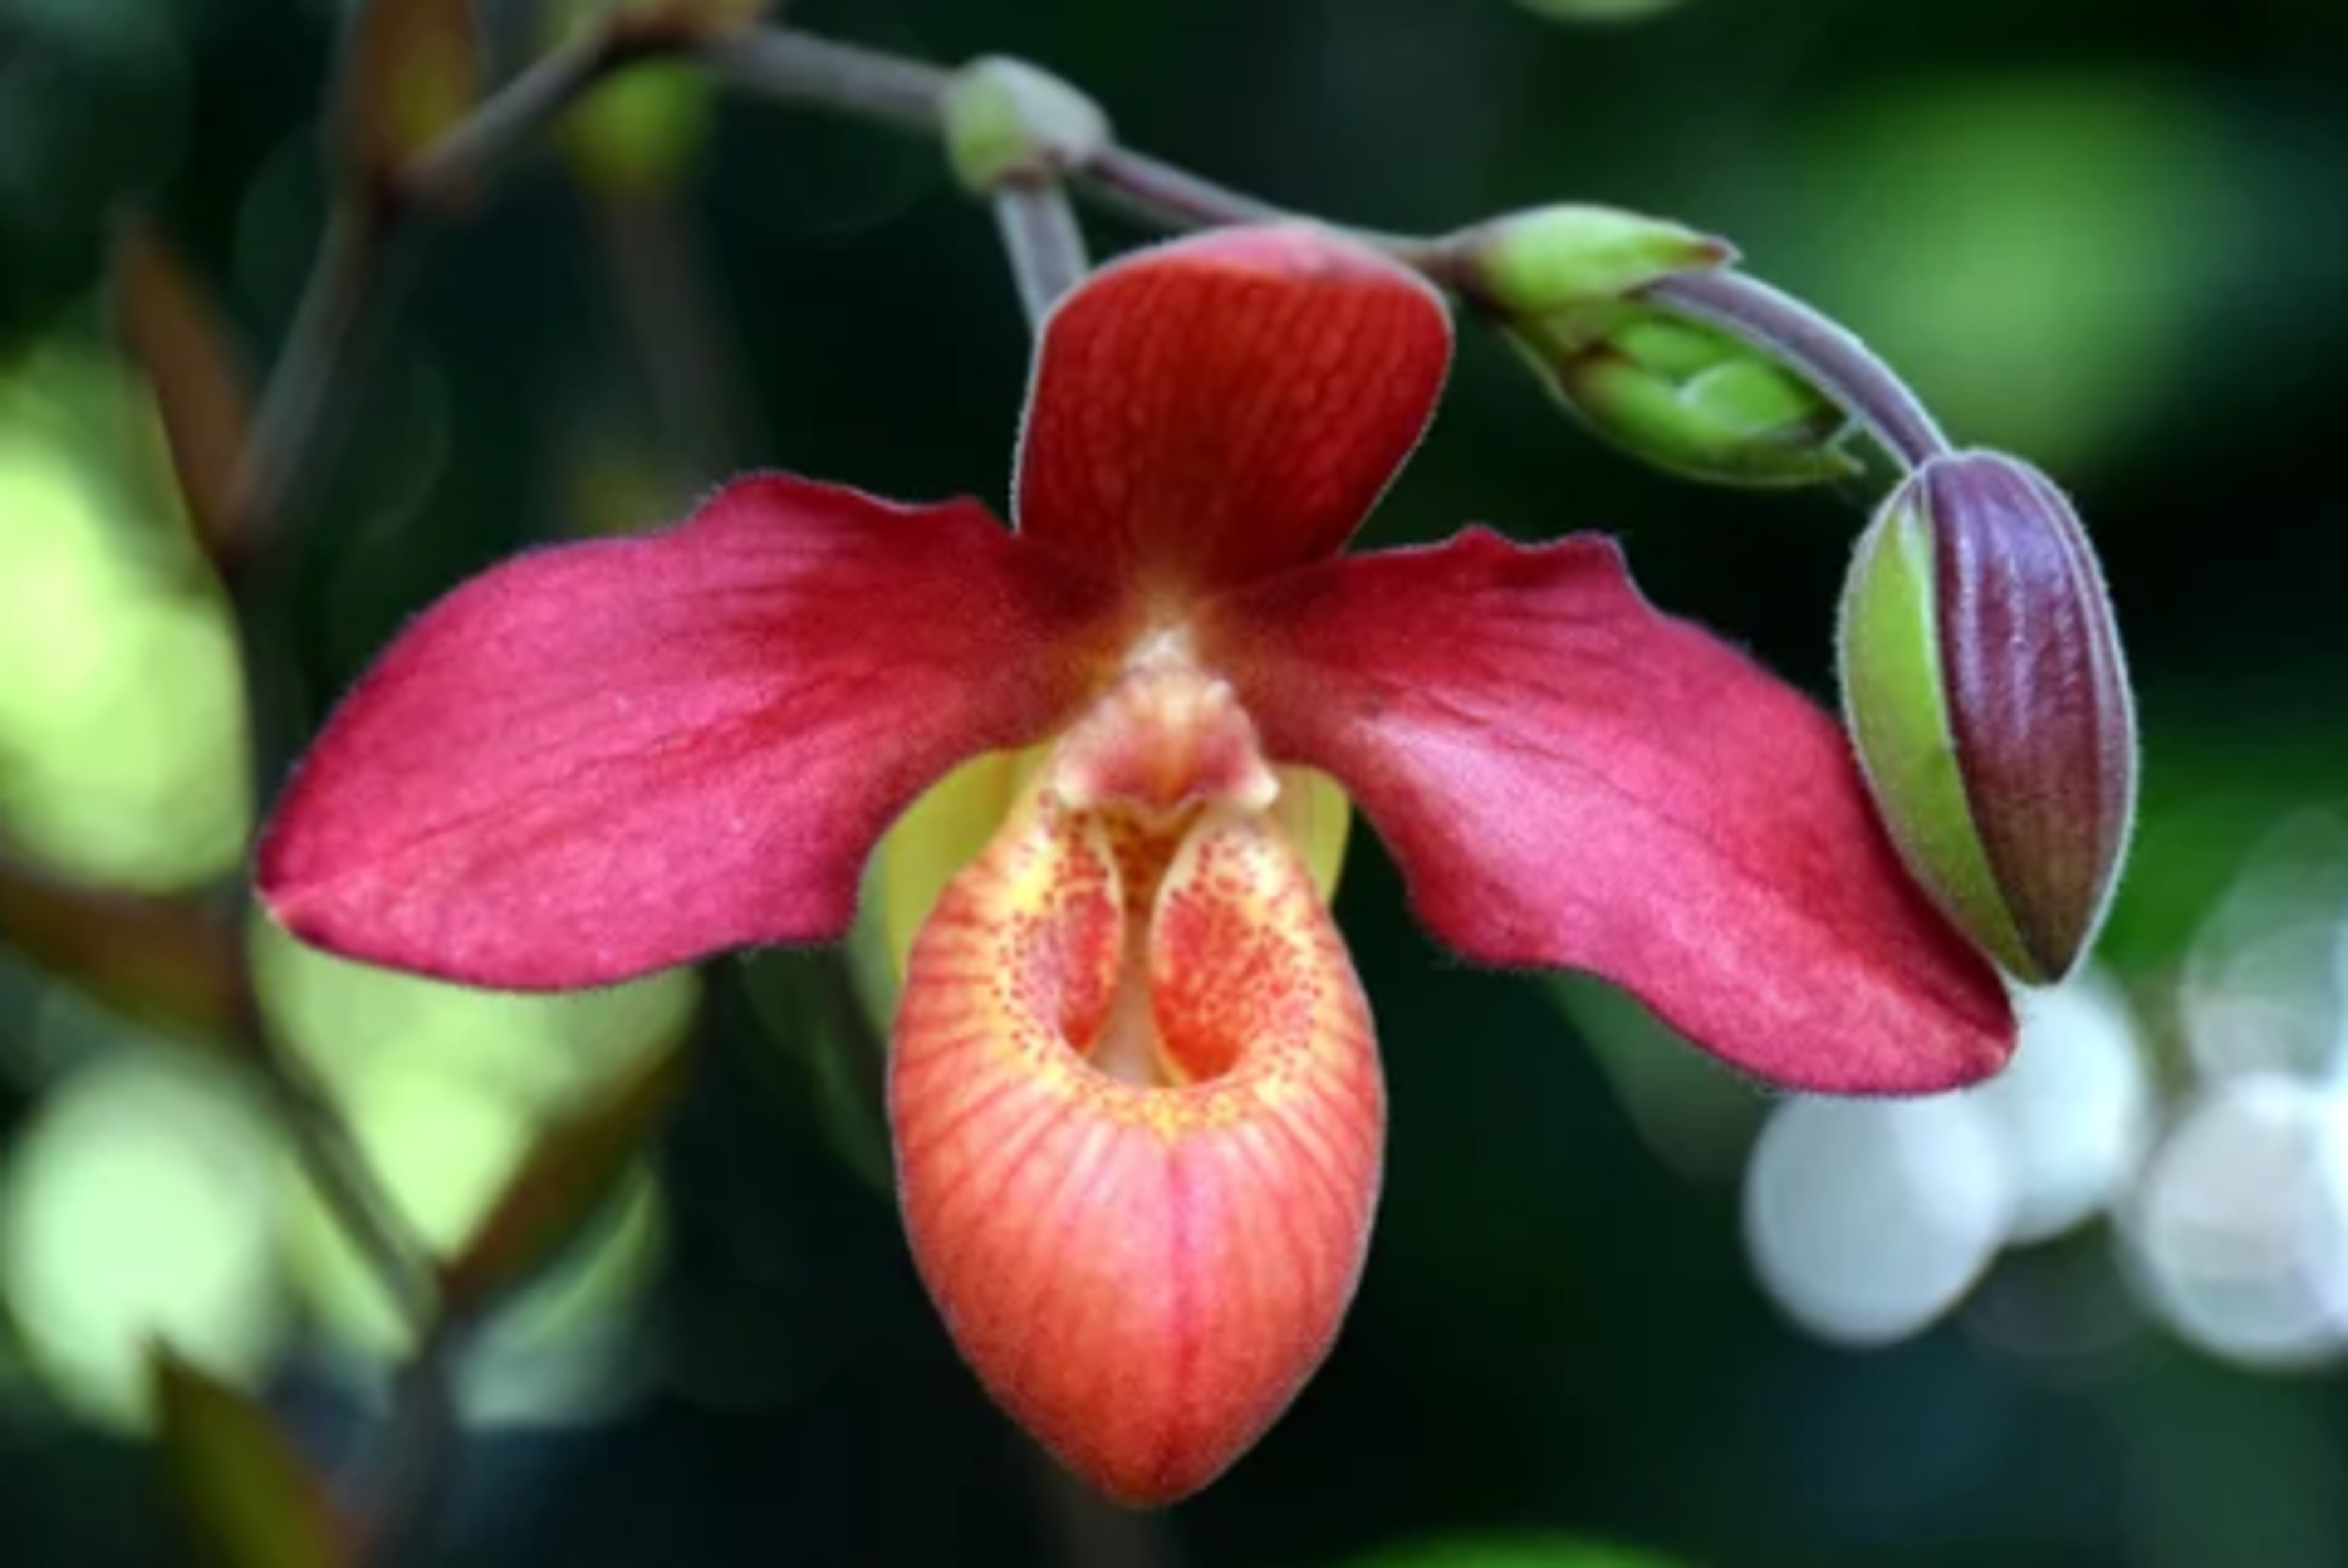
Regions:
[[395, 27, 635, 214], [594, 189, 755, 480]]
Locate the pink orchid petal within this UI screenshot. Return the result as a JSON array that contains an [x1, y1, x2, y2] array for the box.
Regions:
[[258, 475, 1124, 988], [1205, 528, 2016, 1093], [1016, 224, 1452, 594]]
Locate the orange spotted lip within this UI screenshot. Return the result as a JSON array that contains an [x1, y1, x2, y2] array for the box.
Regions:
[[890, 796, 1384, 1506]]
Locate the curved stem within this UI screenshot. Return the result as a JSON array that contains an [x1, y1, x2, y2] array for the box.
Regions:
[[695, 29, 1447, 270], [396, 26, 624, 212], [993, 178, 1090, 328], [1074, 144, 1442, 268], [1642, 268, 1952, 471], [1076, 145, 1291, 232], [229, 204, 381, 556], [697, 26, 948, 133]]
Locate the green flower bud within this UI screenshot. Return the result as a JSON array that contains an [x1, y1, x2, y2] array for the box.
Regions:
[[1510, 301, 1861, 487], [942, 57, 1110, 194], [1839, 450, 2136, 984], [547, 0, 717, 199], [559, 65, 714, 199], [1450, 205, 1733, 318]]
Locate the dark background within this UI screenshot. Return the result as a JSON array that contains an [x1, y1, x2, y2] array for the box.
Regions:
[[2, 0, 2346, 1564]]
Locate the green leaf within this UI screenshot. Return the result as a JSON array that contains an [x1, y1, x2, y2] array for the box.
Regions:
[[437, 1037, 691, 1312], [151, 1347, 348, 1568]]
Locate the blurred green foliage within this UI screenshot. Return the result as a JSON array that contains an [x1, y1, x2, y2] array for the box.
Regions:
[[152, 1347, 348, 1568]]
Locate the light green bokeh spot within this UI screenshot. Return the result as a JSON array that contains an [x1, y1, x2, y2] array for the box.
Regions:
[[1791, 76, 2237, 466], [0, 1053, 289, 1432], [547, 0, 715, 198], [250, 921, 691, 1380], [0, 349, 250, 889], [284, 1062, 665, 1374], [250, 915, 698, 1112]]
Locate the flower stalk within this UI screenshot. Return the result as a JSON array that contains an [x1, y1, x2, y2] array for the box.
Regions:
[[941, 57, 1107, 323], [1642, 267, 1954, 471], [991, 180, 1092, 326]]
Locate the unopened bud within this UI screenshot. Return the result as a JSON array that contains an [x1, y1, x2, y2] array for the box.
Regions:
[[1450, 204, 1733, 317], [1511, 302, 1859, 487], [1839, 450, 2136, 984], [551, 0, 715, 197], [942, 57, 1109, 194]]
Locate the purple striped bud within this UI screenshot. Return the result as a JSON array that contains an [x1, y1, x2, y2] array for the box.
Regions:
[[1839, 451, 2137, 984]]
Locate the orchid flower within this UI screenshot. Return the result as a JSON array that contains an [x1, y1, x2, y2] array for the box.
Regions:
[[256, 224, 2014, 1504]]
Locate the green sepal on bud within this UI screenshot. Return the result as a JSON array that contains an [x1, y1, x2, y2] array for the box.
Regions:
[[1450, 204, 1733, 318], [1446, 205, 1858, 487], [1513, 302, 1861, 487], [1839, 449, 2136, 985], [942, 57, 1110, 194]]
